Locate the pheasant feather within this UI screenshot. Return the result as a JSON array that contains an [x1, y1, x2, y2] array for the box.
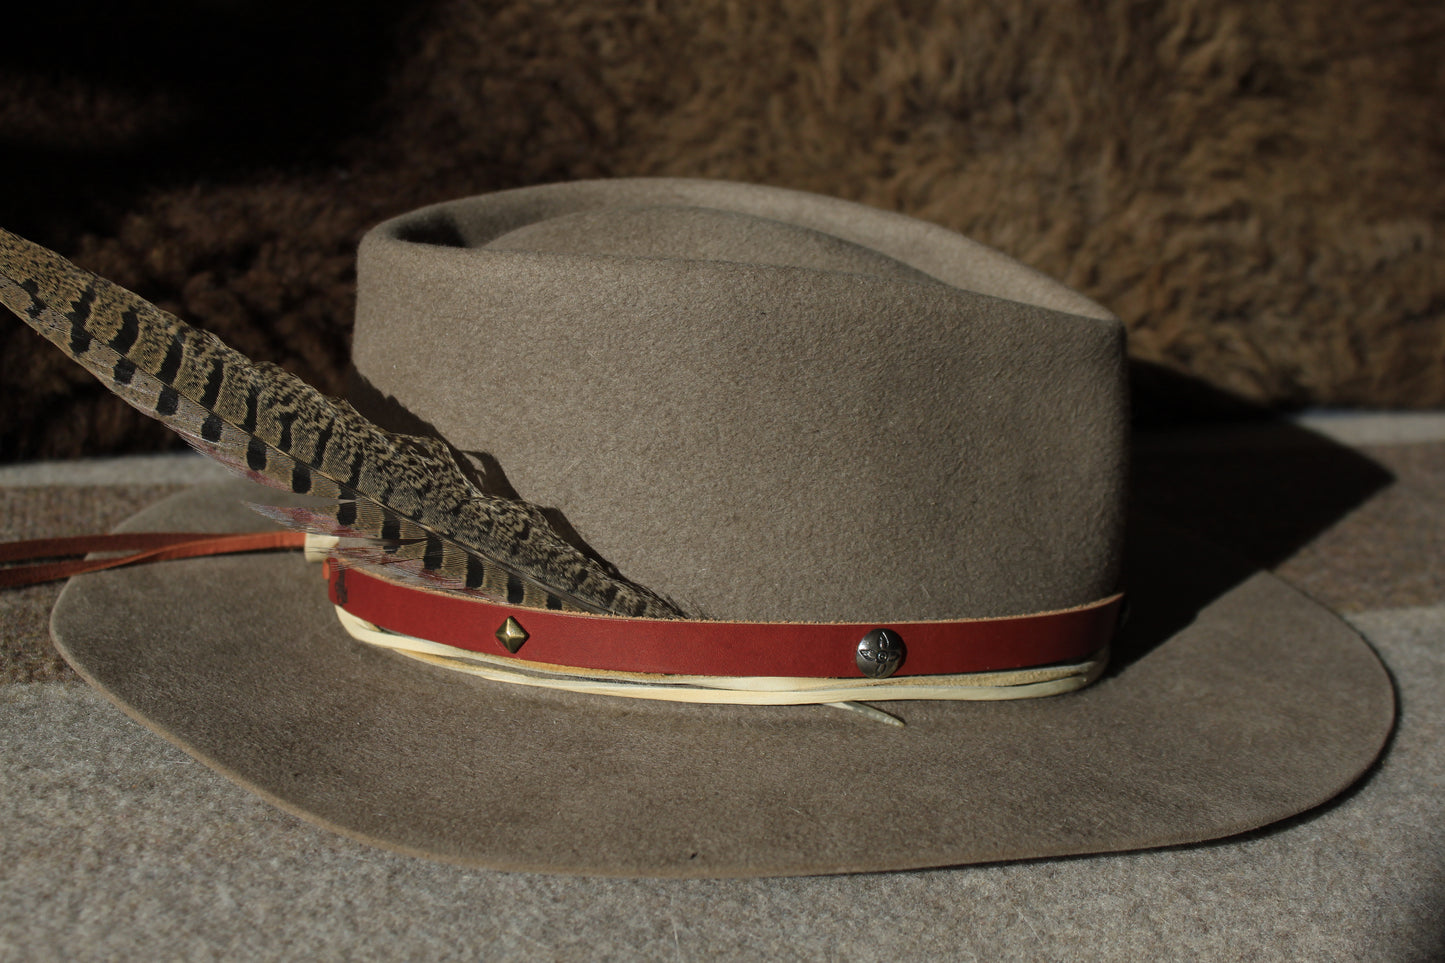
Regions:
[[0, 229, 684, 619]]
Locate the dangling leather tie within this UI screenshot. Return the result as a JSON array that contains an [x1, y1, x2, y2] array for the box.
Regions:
[[0, 531, 306, 588]]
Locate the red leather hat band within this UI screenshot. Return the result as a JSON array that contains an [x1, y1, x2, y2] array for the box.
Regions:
[[0, 532, 1120, 681], [327, 562, 1122, 679]]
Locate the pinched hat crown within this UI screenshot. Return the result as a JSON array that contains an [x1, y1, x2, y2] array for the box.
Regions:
[[353, 179, 1127, 623]]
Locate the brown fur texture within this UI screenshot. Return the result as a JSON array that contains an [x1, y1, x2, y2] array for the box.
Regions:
[[1, 0, 1441, 459]]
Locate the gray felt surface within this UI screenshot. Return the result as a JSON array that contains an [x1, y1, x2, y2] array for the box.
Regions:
[[1, 604, 1441, 960]]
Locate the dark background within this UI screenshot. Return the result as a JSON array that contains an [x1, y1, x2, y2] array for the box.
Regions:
[[2, 0, 1442, 459]]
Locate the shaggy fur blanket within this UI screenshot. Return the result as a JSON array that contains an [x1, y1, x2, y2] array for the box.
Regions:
[[0, 0, 1441, 458]]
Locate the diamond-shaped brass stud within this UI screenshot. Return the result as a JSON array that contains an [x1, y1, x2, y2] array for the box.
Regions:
[[495, 616, 529, 654]]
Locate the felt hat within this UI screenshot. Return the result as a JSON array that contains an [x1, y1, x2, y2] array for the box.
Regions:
[[48, 179, 1393, 877]]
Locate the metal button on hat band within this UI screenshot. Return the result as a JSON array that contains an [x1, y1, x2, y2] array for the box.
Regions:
[[856, 628, 906, 678], [495, 617, 529, 654]]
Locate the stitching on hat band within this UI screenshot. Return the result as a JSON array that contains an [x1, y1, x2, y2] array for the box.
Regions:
[[323, 559, 1121, 687]]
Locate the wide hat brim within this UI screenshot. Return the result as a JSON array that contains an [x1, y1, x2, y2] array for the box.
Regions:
[[51, 481, 1392, 877]]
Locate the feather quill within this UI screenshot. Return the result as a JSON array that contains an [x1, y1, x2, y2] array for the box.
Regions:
[[0, 228, 684, 619]]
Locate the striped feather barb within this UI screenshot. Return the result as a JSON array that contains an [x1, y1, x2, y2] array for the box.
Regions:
[[0, 229, 683, 619]]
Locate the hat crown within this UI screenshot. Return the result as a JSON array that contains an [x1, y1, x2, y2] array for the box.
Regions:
[[482, 204, 940, 282], [353, 179, 1127, 622]]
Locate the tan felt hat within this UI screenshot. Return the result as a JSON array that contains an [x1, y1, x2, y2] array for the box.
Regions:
[[49, 179, 1393, 876]]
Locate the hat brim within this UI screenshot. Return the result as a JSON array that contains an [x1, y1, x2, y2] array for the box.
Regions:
[[50, 482, 1393, 877]]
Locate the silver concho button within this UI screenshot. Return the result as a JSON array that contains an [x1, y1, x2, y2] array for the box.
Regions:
[[856, 628, 906, 679]]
